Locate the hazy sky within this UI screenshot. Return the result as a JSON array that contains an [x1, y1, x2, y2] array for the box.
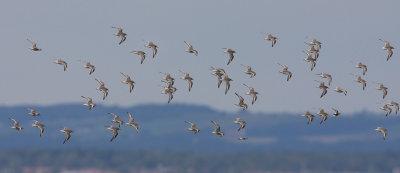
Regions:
[[0, 0, 399, 113]]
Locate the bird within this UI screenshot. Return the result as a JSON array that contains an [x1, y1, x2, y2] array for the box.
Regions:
[[184, 41, 198, 56], [305, 43, 320, 60], [160, 72, 175, 86], [376, 83, 388, 99], [83, 61, 95, 75], [379, 104, 392, 117], [95, 78, 109, 100], [301, 111, 314, 125], [106, 125, 120, 142], [354, 75, 366, 90], [243, 84, 258, 105], [211, 120, 224, 137], [112, 26, 127, 45], [233, 118, 246, 132], [185, 121, 200, 134], [241, 64, 256, 78], [161, 85, 175, 104], [27, 108, 40, 117], [120, 72, 135, 93], [303, 51, 316, 71], [234, 92, 248, 110], [130, 51, 146, 64], [126, 112, 139, 133], [308, 38, 322, 50], [278, 63, 292, 81], [54, 59, 68, 71], [145, 41, 158, 58], [332, 108, 340, 116], [264, 33, 277, 47], [334, 86, 347, 96], [222, 72, 233, 95], [354, 62, 367, 75], [108, 113, 124, 127], [27, 39, 42, 51], [222, 48, 236, 65], [9, 118, 23, 131], [32, 120, 45, 137], [81, 96, 96, 109], [60, 127, 73, 144], [375, 127, 387, 140], [210, 66, 225, 88], [315, 80, 329, 98], [238, 137, 248, 141], [317, 73, 332, 86], [379, 39, 394, 61], [388, 101, 399, 114], [316, 108, 328, 124], [179, 70, 194, 92]]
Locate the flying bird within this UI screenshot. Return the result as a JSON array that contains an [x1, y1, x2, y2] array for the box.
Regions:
[[54, 59, 68, 71], [60, 127, 73, 144], [108, 113, 124, 127], [27, 108, 40, 117], [106, 125, 120, 142], [95, 78, 109, 100], [32, 120, 45, 137], [81, 96, 96, 109], [332, 108, 340, 116], [379, 39, 394, 61], [241, 64, 256, 78], [233, 118, 246, 132], [303, 51, 316, 71], [145, 41, 158, 58], [179, 70, 194, 92], [375, 127, 387, 140], [243, 84, 258, 105], [379, 104, 392, 117], [112, 26, 127, 45], [315, 80, 329, 98], [126, 112, 139, 133], [353, 75, 366, 90], [222, 72, 233, 95], [334, 86, 347, 96], [185, 121, 200, 134], [376, 83, 388, 99], [316, 108, 328, 124], [210, 66, 225, 88], [264, 33, 277, 47], [121, 72, 135, 93], [317, 72, 332, 86], [354, 62, 367, 75], [83, 61, 96, 75], [278, 63, 292, 81], [388, 101, 399, 114], [184, 41, 198, 56], [9, 118, 23, 131], [27, 39, 42, 51], [130, 51, 146, 64], [222, 48, 236, 65], [234, 92, 248, 110], [211, 120, 224, 137], [301, 111, 314, 125]]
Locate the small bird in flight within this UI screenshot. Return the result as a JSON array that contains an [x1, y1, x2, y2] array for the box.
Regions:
[[222, 48, 236, 65], [121, 72, 135, 93], [211, 120, 224, 137], [54, 59, 68, 71], [126, 112, 139, 133], [184, 41, 198, 56], [9, 118, 23, 131], [145, 41, 158, 58], [32, 120, 45, 137], [185, 121, 200, 134], [112, 26, 127, 45], [264, 33, 277, 47], [60, 127, 73, 144], [375, 127, 387, 140], [130, 50, 146, 64], [27, 39, 42, 51]]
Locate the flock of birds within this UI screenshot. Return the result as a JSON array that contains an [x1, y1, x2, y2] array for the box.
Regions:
[[7, 28, 397, 144]]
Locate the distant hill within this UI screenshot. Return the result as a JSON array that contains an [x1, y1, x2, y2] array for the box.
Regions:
[[0, 104, 399, 152]]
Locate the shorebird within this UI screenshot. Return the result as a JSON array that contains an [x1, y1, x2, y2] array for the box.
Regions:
[[108, 113, 124, 127], [222, 72, 233, 95], [305, 43, 320, 60], [121, 72, 135, 93], [238, 137, 248, 141], [126, 112, 139, 133], [185, 121, 200, 134], [375, 127, 387, 140], [303, 51, 316, 71], [388, 101, 399, 114], [130, 51, 146, 64], [27, 108, 40, 117], [184, 41, 198, 56], [354, 75, 366, 90], [315, 80, 329, 98], [241, 64, 256, 78], [317, 73, 332, 86], [379, 39, 394, 61], [334, 86, 347, 96], [161, 85, 174, 104], [145, 41, 158, 58], [222, 48, 236, 65], [112, 26, 127, 45], [179, 70, 194, 92], [32, 120, 45, 137], [301, 111, 314, 125], [234, 93, 248, 110], [211, 120, 224, 137], [264, 33, 277, 47], [106, 125, 120, 142], [54, 59, 68, 71], [332, 108, 340, 116], [160, 72, 175, 86], [234, 118, 246, 132], [81, 96, 96, 109], [210, 66, 225, 88], [83, 61, 95, 75], [95, 78, 109, 100], [27, 39, 42, 51], [9, 118, 23, 131], [380, 104, 392, 116], [316, 108, 328, 124], [354, 62, 367, 75], [278, 63, 292, 81], [60, 127, 73, 144], [376, 83, 388, 99], [243, 84, 258, 105], [308, 38, 322, 50]]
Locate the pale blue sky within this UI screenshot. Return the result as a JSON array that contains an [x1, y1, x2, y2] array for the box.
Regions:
[[0, 0, 399, 113]]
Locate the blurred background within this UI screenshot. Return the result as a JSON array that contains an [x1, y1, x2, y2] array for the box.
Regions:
[[1, 0, 400, 172]]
